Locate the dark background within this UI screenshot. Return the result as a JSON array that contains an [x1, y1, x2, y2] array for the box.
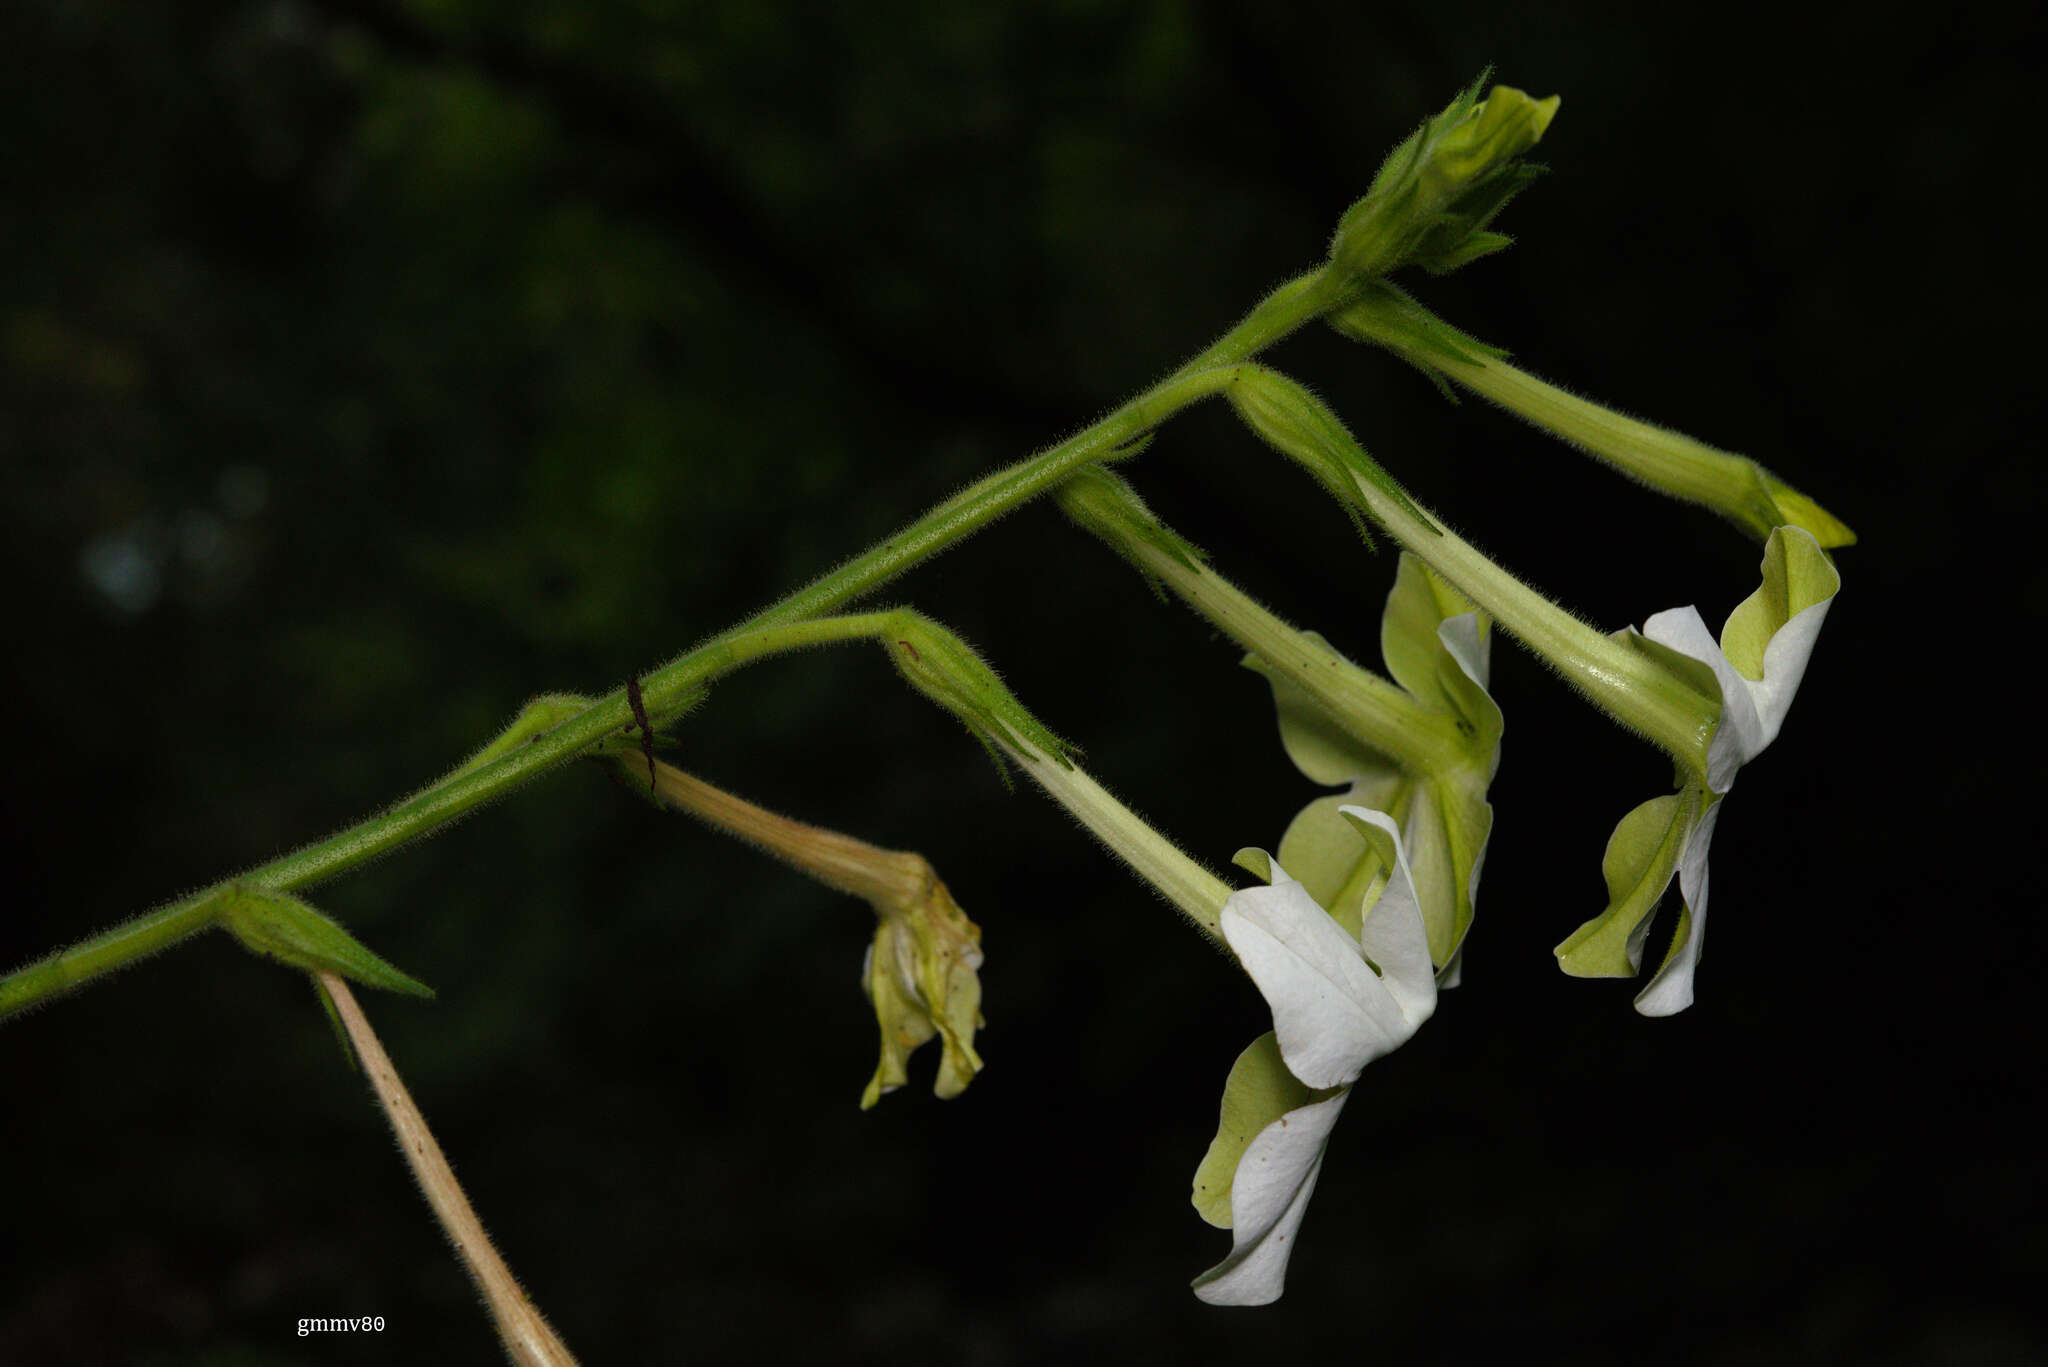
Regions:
[[3, 2, 2039, 1363]]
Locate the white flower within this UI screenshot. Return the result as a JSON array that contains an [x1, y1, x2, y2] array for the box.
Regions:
[[1556, 525, 1841, 1014], [1249, 552, 1502, 980], [1189, 807, 1436, 1305]]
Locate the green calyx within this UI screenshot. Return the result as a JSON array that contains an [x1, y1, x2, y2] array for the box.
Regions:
[[216, 884, 434, 999], [884, 611, 1077, 781], [1326, 279, 1511, 401], [1224, 365, 1437, 546], [1055, 465, 1208, 600], [1328, 75, 1559, 287]]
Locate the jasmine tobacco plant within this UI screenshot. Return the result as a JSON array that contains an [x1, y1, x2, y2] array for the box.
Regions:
[[2, 74, 1852, 1328]]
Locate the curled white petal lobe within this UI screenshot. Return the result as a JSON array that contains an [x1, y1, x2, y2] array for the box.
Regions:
[[1641, 526, 1840, 793], [1559, 529, 1838, 1015], [1642, 605, 1760, 793], [1191, 1092, 1350, 1306], [1218, 825, 1438, 1089], [1633, 798, 1723, 1017], [1437, 610, 1492, 692], [1339, 806, 1438, 1022], [1221, 870, 1406, 1089], [1196, 818, 1440, 1306], [1739, 592, 1832, 745]]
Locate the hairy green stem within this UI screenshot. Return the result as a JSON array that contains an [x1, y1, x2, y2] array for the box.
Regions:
[[1003, 739, 1235, 943], [0, 898, 220, 1018], [0, 614, 896, 1019], [1065, 486, 1466, 777], [1225, 364, 1721, 779], [4, 269, 1341, 1022], [732, 273, 1331, 634], [1340, 468, 1716, 775], [1330, 283, 1856, 548]]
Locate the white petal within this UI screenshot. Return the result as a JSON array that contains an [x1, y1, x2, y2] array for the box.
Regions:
[[1191, 1091, 1350, 1306], [1437, 610, 1493, 692], [1740, 594, 1833, 749], [1634, 799, 1723, 1017], [1221, 871, 1407, 1089], [1336, 806, 1438, 1024], [1641, 606, 1762, 793], [1639, 550, 1837, 794]]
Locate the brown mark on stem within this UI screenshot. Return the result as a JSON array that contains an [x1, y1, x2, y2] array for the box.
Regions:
[[625, 677, 656, 790]]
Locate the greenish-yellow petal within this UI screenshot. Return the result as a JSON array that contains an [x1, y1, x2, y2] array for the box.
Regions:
[[1246, 638, 1391, 788], [1720, 525, 1843, 681], [1379, 553, 1479, 710], [1553, 793, 1692, 978], [1191, 1032, 1329, 1229]]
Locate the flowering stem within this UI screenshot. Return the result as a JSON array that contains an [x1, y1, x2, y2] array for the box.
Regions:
[[1175, 564, 1457, 770], [319, 973, 579, 1366], [732, 278, 1330, 634], [1, 613, 896, 1020], [1227, 365, 1720, 778], [636, 637, 1233, 942], [1168, 272, 1340, 383], [1350, 481, 1714, 773], [0, 897, 220, 1019], [7, 592, 1228, 1016], [4, 268, 1345, 1022], [1057, 470, 1465, 778]]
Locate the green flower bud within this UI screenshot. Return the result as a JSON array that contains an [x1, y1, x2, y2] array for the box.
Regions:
[[1329, 77, 1559, 287], [1223, 366, 1436, 539]]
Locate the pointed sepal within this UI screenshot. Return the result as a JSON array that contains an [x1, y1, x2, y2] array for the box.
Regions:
[[888, 612, 1077, 786], [1553, 792, 1694, 978], [217, 884, 434, 999], [1225, 365, 1437, 544], [311, 974, 362, 1071]]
